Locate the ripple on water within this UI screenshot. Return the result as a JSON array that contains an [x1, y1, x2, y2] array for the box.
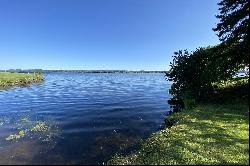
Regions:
[[0, 73, 171, 164]]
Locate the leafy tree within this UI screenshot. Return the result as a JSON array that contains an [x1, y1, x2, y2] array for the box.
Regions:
[[166, 44, 246, 100], [213, 0, 249, 65], [166, 46, 226, 100]]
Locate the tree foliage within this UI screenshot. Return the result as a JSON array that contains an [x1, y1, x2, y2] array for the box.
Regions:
[[166, 46, 237, 100], [213, 0, 249, 65], [166, 0, 249, 101]]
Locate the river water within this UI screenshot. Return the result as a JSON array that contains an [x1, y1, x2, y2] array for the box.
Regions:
[[0, 72, 171, 164]]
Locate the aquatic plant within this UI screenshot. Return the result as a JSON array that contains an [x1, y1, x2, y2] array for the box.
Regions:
[[31, 122, 50, 132], [5, 130, 27, 141], [4, 117, 59, 143]]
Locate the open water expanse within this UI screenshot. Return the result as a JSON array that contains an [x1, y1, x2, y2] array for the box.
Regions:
[[0, 72, 171, 164]]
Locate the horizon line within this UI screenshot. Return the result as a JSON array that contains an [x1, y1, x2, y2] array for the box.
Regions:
[[0, 69, 168, 71]]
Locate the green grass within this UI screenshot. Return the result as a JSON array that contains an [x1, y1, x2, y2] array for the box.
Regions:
[[0, 72, 44, 88], [108, 102, 249, 165], [108, 78, 249, 165]]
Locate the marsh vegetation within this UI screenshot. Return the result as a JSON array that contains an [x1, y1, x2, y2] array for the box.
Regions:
[[0, 72, 44, 89]]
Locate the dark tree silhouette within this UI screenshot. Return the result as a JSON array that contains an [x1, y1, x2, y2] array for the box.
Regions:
[[213, 0, 249, 65]]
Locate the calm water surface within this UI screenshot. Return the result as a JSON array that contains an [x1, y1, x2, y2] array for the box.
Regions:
[[0, 72, 171, 164]]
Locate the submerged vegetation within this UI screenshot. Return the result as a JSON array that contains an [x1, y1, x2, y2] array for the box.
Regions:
[[2, 115, 59, 142], [6, 130, 27, 141], [0, 72, 44, 89], [30, 122, 50, 132]]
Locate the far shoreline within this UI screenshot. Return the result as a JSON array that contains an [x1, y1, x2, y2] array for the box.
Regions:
[[43, 70, 168, 73]]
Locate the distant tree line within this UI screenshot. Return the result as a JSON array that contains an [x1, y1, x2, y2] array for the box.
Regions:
[[44, 70, 166, 73], [166, 0, 249, 101], [0, 69, 167, 74], [0, 69, 43, 73]]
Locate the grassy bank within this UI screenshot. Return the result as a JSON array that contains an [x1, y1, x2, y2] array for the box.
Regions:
[[0, 72, 44, 89], [108, 79, 249, 165]]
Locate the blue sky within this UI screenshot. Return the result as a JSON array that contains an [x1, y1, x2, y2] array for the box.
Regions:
[[0, 0, 220, 70]]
